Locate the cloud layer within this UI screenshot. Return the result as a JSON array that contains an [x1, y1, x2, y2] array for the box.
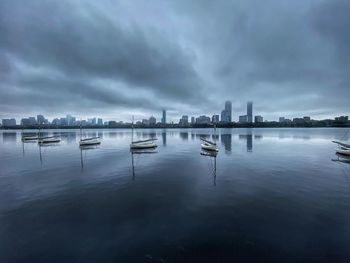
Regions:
[[0, 0, 349, 121]]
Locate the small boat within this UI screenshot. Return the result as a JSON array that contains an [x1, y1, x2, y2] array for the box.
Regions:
[[79, 137, 101, 146], [22, 135, 39, 141], [129, 116, 157, 149], [38, 136, 61, 144], [200, 124, 218, 152], [130, 138, 158, 149], [336, 147, 350, 156], [201, 139, 218, 152]]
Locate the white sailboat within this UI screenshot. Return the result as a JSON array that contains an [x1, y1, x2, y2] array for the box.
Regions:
[[200, 125, 219, 152], [79, 124, 101, 146], [130, 116, 157, 149], [332, 130, 350, 156], [21, 127, 40, 141], [38, 136, 61, 144]]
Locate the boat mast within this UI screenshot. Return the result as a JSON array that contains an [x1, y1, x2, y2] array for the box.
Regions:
[[80, 119, 82, 140], [131, 115, 134, 143]]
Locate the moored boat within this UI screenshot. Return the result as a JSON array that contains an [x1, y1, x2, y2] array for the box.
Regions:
[[38, 136, 61, 144]]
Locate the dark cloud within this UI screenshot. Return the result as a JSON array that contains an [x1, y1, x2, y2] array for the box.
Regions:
[[0, 0, 349, 121]]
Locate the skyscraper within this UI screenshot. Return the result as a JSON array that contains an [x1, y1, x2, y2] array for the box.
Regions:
[[221, 101, 232, 122], [247, 101, 253, 123], [161, 110, 166, 124]]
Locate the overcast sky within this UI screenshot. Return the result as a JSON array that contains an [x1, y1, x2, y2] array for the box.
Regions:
[[0, 0, 349, 122]]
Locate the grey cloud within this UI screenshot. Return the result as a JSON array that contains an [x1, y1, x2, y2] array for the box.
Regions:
[[0, 0, 349, 121]]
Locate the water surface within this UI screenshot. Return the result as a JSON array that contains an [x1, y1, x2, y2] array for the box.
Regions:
[[0, 128, 350, 262]]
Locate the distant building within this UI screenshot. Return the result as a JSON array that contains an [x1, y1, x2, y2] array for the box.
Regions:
[[28, 117, 37, 125], [97, 118, 103, 125], [142, 119, 149, 125], [149, 116, 156, 125], [221, 101, 232, 122], [303, 116, 311, 123], [21, 118, 30, 126], [37, 114, 46, 125], [247, 102, 253, 123], [92, 117, 97, 125], [239, 115, 248, 123], [191, 117, 195, 125], [2, 118, 16, 126], [255, 115, 263, 123], [52, 118, 60, 126], [279, 117, 285, 123], [196, 115, 211, 124], [335, 116, 348, 122], [161, 110, 166, 124], [61, 117, 67, 125], [179, 115, 189, 126], [212, 115, 219, 124]]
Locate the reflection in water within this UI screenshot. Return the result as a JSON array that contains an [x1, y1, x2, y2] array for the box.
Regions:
[[179, 132, 189, 141], [221, 134, 232, 154], [3, 132, 17, 143], [80, 145, 100, 169], [130, 148, 157, 180], [161, 131, 167, 146], [239, 134, 253, 152], [200, 149, 217, 186]]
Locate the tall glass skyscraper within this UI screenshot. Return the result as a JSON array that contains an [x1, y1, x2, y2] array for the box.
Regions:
[[161, 110, 166, 124], [247, 101, 253, 123], [221, 101, 232, 122]]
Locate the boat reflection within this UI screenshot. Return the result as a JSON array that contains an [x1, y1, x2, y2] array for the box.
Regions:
[[130, 148, 157, 180], [200, 149, 217, 186]]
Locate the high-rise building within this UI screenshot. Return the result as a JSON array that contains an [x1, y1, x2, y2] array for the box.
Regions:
[[279, 117, 285, 123], [247, 101, 253, 123], [97, 118, 103, 125], [212, 115, 219, 123], [179, 115, 189, 126], [28, 117, 37, 125], [196, 115, 211, 124], [37, 114, 45, 125], [161, 110, 166, 124], [255, 115, 263, 123], [239, 115, 248, 123], [149, 116, 156, 125], [221, 101, 232, 122], [66, 114, 73, 126], [191, 117, 195, 125]]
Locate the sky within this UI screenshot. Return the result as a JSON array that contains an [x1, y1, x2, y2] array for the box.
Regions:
[[0, 0, 349, 122]]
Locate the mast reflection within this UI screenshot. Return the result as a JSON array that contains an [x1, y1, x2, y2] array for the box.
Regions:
[[200, 149, 217, 186], [130, 148, 157, 180], [80, 144, 100, 170]]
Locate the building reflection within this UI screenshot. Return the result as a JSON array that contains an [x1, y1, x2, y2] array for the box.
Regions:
[[162, 131, 167, 146], [220, 134, 232, 153], [179, 132, 189, 141], [2, 132, 17, 143], [239, 133, 253, 152]]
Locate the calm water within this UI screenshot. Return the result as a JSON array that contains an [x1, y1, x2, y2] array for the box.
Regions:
[[0, 128, 350, 262]]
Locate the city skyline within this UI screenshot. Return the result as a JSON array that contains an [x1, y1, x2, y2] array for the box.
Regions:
[[1, 1, 349, 121], [1, 100, 349, 127]]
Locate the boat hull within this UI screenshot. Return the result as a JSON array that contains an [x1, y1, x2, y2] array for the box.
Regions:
[[79, 139, 101, 146], [130, 142, 157, 149], [336, 148, 350, 156], [39, 138, 61, 144], [22, 136, 39, 141], [201, 143, 218, 152]]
